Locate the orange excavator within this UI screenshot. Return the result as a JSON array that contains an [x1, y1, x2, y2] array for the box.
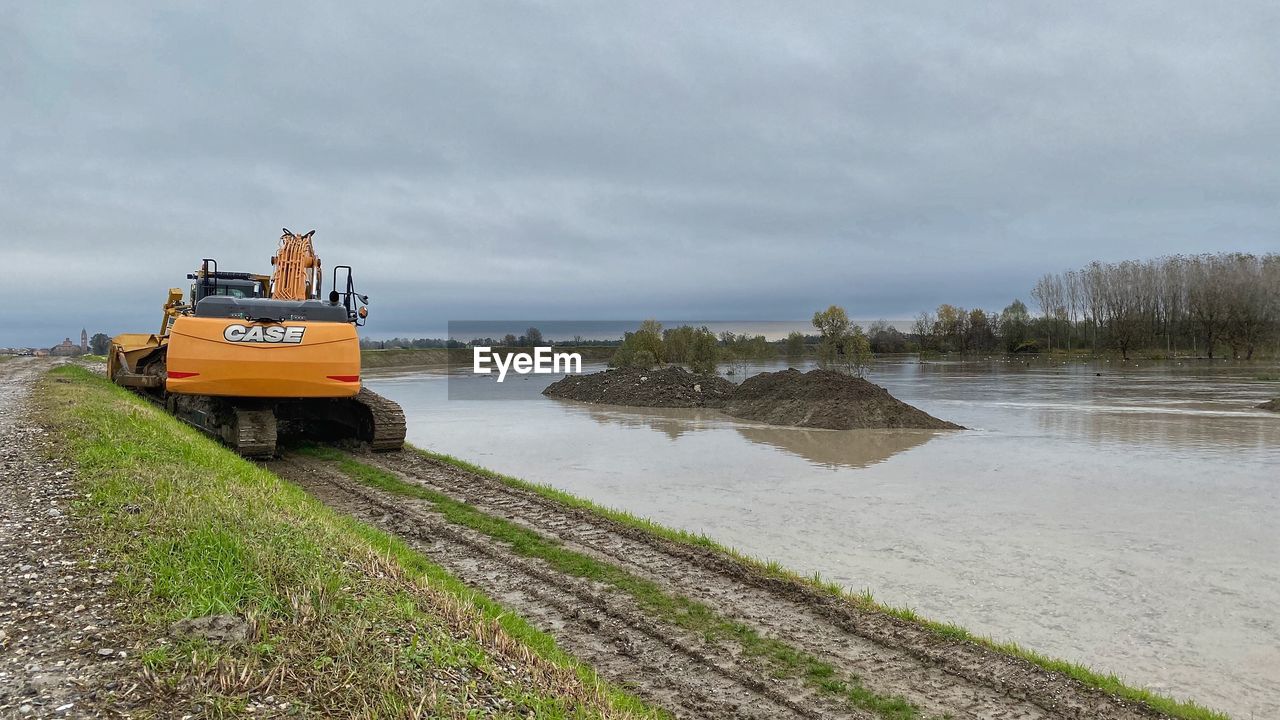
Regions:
[[107, 229, 405, 456]]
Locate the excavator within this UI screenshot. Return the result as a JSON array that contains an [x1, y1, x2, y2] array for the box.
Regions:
[[107, 229, 406, 457]]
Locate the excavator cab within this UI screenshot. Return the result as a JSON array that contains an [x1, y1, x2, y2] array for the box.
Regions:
[[188, 259, 268, 303], [193, 279, 260, 301]]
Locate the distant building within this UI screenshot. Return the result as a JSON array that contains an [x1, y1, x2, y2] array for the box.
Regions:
[[81, 329, 88, 353], [33, 349, 49, 357], [50, 338, 82, 357]]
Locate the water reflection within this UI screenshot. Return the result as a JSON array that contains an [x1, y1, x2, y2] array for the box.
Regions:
[[736, 426, 941, 469], [550, 397, 943, 467], [555, 400, 724, 440], [1032, 404, 1279, 452]]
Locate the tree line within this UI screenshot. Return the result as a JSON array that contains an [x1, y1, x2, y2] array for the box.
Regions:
[[1031, 253, 1278, 359], [358, 252, 1278, 362], [610, 322, 777, 375], [609, 308, 873, 376], [915, 253, 1279, 360], [359, 327, 555, 350]]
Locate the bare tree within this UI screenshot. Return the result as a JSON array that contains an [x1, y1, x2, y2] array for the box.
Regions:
[[912, 311, 936, 352], [1222, 253, 1270, 359], [1186, 256, 1228, 359], [1064, 270, 1081, 351], [911, 253, 1276, 357]]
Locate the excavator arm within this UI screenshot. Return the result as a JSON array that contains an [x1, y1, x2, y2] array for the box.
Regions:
[[270, 228, 322, 300]]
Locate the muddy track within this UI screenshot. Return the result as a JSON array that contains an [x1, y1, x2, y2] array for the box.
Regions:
[[269, 455, 852, 719], [361, 451, 1174, 720]]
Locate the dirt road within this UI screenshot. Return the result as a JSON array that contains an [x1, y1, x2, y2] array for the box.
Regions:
[[270, 449, 1172, 720], [0, 359, 128, 718]]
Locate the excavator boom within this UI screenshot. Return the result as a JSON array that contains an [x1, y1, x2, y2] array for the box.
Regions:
[[270, 228, 322, 301]]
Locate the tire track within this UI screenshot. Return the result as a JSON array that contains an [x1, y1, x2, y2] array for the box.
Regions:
[[360, 450, 1172, 720], [268, 455, 858, 720]]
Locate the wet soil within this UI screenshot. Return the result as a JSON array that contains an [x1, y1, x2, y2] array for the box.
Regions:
[[1259, 398, 1280, 412], [270, 449, 1169, 720], [722, 369, 963, 430], [543, 366, 736, 408]]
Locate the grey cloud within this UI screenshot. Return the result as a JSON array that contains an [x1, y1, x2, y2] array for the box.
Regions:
[[2, 1, 1277, 345]]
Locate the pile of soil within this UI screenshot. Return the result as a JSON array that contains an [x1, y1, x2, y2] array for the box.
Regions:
[[1258, 398, 1280, 413], [542, 366, 735, 408], [720, 368, 964, 430]]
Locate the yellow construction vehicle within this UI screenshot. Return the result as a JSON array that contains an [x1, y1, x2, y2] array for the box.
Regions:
[[108, 229, 405, 456]]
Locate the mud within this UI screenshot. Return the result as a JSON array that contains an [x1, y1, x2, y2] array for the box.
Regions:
[[543, 366, 736, 408], [1258, 398, 1280, 412], [269, 455, 832, 719], [271, 449, 1170, 720], [722, 368, 963, 429]]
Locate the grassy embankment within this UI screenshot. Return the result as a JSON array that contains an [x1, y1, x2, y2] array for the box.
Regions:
[[361, 346, 615, 369], [36, 365, 660, 719], [305, 447, 923, 720], [382, 449, 1231, 720]]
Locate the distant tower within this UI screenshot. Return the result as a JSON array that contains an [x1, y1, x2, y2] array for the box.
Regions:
[[81, 328, 88, 352]]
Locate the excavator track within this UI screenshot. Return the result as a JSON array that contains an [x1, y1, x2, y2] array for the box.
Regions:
[[354, 387, 407, 452], [168, 394, 279, 458], [228, 407, 278, 457], [158, 387, 406, 458]]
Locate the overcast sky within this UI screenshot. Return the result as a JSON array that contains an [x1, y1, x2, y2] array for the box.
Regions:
[[3, 2, 1277, 345]]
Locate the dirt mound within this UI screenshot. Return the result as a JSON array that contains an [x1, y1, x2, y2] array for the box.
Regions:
[[543, 366, 735, 408], [721, 368, 963, 430], [1258, 398, 1280, 412]]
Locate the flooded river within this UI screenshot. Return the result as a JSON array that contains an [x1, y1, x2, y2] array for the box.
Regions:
[[365, 357, 1280, 719]]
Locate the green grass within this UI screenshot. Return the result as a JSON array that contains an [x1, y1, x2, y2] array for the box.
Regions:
[[311, 449, 922, 720], [78, 353, 108, 363], [37, 365, 661, 719], [359, 347, 453, 368], [406, 447, 1231, 720]]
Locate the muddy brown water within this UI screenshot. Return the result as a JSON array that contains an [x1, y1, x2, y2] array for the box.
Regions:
[[366, 356, 1280, 719]]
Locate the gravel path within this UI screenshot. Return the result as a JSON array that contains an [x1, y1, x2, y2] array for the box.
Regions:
[[0, 359, 131, 718]]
